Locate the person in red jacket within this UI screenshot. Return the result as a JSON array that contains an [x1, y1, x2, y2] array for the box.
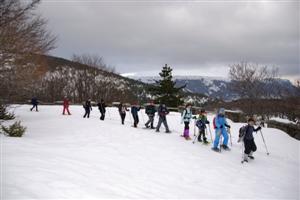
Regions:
[[63, 97, 71, 115]]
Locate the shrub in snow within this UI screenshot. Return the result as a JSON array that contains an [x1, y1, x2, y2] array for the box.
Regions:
[[1, 121, 26, 137], [0, 104, 15, 120]]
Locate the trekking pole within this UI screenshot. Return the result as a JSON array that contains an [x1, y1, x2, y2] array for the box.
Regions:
[[192, 131, 199, 144], [107, 107, 111, 120], [219, 135, 222, 152], [141, 110, 145, 124], [228, 128, 233, 147], [208, 125, 213, 143], [259, 129, 270, 155], [218, 129, 222, 152], [241, 141, 246, 163], [193, 119, 196, 136], [128, 111, 132, 124]]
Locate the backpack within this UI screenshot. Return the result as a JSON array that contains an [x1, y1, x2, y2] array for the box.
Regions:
[[213, 117, 217, 129], [181, 109, 187, 117], [196, 120, 205, 129], [237, 125, 248, 143]]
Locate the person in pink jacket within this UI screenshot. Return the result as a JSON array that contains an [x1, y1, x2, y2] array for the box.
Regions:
[[63, 97, 71, 115]]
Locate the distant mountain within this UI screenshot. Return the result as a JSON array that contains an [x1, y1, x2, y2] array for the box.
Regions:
[[128, 75, 299, 101], [0, 55, 209, 106]]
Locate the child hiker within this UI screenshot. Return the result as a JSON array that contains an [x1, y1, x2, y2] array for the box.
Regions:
[[196, 109, 210, 144], [212, 108, 231, 152], [240, 118, 262, 162], [181, 103, 193, 140]]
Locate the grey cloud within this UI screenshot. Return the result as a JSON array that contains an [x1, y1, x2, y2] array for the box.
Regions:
[[39, 0, 299, 78]]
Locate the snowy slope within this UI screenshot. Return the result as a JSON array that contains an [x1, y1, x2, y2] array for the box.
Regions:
[[1, 105, 299, 199]]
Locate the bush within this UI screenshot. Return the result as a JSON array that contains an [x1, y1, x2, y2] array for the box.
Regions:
[[0, 104, 15, 120], [1, 121, 26, 137]]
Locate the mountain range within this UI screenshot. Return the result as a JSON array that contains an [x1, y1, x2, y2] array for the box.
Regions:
[[127, 75, 299, 101]]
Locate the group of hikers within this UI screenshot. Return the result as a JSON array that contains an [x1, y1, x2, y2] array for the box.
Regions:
[[30, 97, 263, 163]]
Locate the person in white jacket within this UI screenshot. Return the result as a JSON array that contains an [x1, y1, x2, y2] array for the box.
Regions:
[[181, 104, 193, 140]]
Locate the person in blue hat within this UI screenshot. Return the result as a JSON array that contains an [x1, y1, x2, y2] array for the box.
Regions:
[[212, 108, 231, 152]]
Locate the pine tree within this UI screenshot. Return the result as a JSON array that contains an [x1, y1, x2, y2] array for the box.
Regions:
[[149, 64, 185, 107]]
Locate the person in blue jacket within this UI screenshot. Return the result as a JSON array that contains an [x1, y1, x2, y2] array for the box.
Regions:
[[131, 103, 141, 128], [212, 108, 231, 152]]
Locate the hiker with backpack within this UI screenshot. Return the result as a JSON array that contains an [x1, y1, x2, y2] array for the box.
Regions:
[[212, 108, 231, 152], [83, 99, 92, 118], [156, 102, 171, 133], [196, 109, 210, 144], [238, 118, 262, 163], [181, 103, 193, 140], [30, 97, 39, 112], [97, 99, 106, 120], [131, 103, 141, 128], [145, 100, 156, 129], [118, 102, 129, 125]]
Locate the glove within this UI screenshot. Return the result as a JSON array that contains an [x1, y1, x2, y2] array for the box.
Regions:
[[206, 120, 210, 124], [225, 124, 231, 128], [219, 125, 223, 129], [257, 126, 262, 131]]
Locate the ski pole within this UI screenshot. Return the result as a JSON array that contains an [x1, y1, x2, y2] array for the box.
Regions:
[[259, 129, 270, 155], [208, 125, 213, 143], [107, 107, 111, 120], [241, 141, 246, 163], [192, 131, 199, 144], [128, 110, 132, 124], [218, 129, 222, 152], [228, 128, 233, 147], [141, 110, 145, 124], [193, 119, 196, 136]]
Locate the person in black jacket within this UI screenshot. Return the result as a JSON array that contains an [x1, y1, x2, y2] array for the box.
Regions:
[[242, 118, 262, 162], [97, 99, 106, 120], [131, 103, 141, 128], [156, 103, 170, 133], [145, 101, 156, 129], [30, 97, 39, 112], [83, 99, 92, 118], [118, 102, 129, 125]]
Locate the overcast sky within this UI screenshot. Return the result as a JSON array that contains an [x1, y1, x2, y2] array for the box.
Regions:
[[39, 0, 299, 81]]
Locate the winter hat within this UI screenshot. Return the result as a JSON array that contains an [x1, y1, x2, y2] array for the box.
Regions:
[[218, 108, 225, 115], [248, 117, 255, 122]]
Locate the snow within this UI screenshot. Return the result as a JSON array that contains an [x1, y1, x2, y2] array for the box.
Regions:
[[1, 105, 299, 199], [270, 117, 297, 125]]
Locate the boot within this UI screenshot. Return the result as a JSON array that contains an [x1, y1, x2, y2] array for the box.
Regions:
[[243, 154, 249, 162], [183, 129, 190, 139], [248, 151, 254, 159]]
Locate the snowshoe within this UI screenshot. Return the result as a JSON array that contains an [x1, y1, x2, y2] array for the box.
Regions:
[[248, 155, 255, 160], [211, 147, 221, 152], [221, 144, 231, 151], [203, 140, 210, 145], [165, 130, 171, 134], [241, 159, 248, 164], [185, 136, 191, 140]]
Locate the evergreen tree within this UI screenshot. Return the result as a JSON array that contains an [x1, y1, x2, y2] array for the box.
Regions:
[[149, 64, 185, 107]]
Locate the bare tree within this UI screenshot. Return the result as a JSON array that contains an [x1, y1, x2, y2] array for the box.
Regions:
[[71, 53, 116, 73], [0, 0, 57, 102], [229, 62, 278, 99]]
